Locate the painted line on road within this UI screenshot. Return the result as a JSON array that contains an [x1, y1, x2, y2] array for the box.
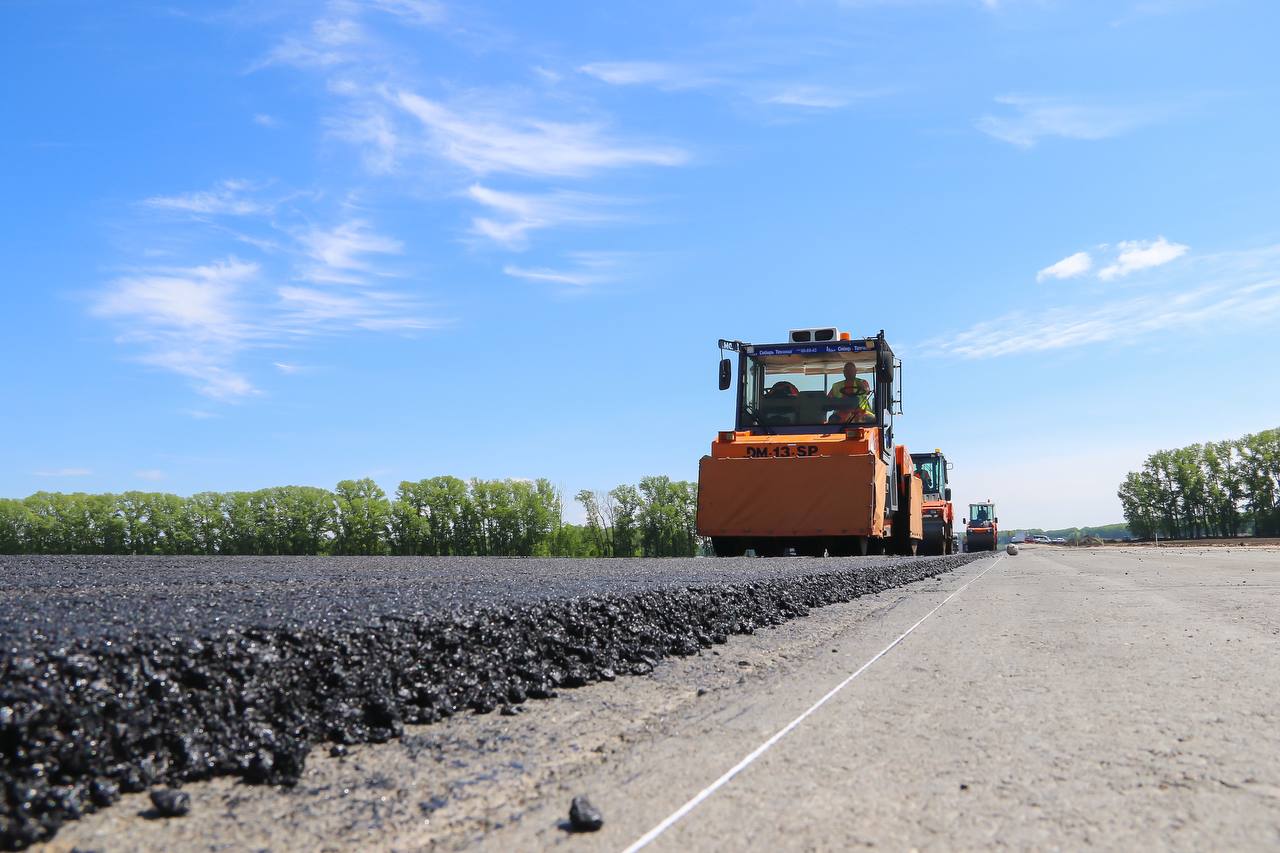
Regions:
[[620, 555, 1005, 853]]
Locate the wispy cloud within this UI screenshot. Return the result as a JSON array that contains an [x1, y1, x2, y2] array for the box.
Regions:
[[1037, 251, 1093, 282], [257, 14, 367, 70], [762, 85, 881, 109], [392, 90, 689, 178], [135, 469, 167, 482], [466, 184, 624, 249], [34, 467, 93, 477], [252, 0, 442, 71], [1098, 236, 1188, 280], [276, 284, 435, 331], [95, 212, 431, 398], [578, 61, 714, 89], [253, 113, 279, 128], [578, 58, 889, 113], [330, 107, 400, 173], [503, 251, 627, 289], [935, 245, 1280, 358], [144, 180, 269, 216], [300, 219, 403, 282], [977, 95, 1168, 147], [95, 259, 256, 348], [364, 0, 445, 26]]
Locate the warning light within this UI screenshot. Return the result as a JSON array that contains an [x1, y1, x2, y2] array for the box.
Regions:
[[839, 332, 851, 340]]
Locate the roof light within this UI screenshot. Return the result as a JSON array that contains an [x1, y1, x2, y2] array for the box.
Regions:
[[839, 332, 851, 341]]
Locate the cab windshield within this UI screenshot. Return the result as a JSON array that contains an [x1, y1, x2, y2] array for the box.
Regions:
[[913, 456, 944, 496], [969, 503, 992, 523], [740, 351, 877, 430]]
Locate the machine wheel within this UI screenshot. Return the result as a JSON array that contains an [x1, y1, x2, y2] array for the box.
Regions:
[[866, 536, 886, 556], [711, 537, 745, 557], [920, 531, 943, 556], [921, 518, 947, 556], [890, 474, 918, 556]]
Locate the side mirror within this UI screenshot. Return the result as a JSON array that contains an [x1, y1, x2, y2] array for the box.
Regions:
[[944, 487, 952, 502], [718, 358, 732, 391], [995, 517, 999, 524], [962, 518, 967, 525]]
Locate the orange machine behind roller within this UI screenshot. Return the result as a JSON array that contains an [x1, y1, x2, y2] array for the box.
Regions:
[[910, 449, 955, 555], [697, 328, 923, 557]]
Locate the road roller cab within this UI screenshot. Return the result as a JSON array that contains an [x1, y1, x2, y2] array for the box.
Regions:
[[696, 328, 923, 557], [965, 501, 998, 552], [910, 449, 955, 555]]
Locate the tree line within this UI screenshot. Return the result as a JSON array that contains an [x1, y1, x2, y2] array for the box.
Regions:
[[1117, 427, 1280, 539], [0, 476, 702, 557]]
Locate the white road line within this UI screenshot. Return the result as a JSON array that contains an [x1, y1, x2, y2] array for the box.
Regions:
[[620, 555, 1005, 853]]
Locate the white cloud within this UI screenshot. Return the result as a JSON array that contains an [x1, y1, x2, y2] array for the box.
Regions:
[[364, 0, 445, 26], [977, 95, 1164, 147], [1036, 251, 1093, 282], [466, 184, 623, 249], [331, 109, 400, 173], [135, 469, 167, 482], [503, 252, 625, 288], [578, 61, 710, 89], [140, 351, 260, 400], [579, 59, 889, 113], [392, 90, 689, 177], [763, 86, 856, 109], [258, 14, 367, 69], [34, 468, 93, 477], [1098, 237, 1188, 280], [144, 180, 268, 216], [502, 265, 603, 287], [253, 0, 446, 71], [95, 259, 255, 346], [934, 249, 1280, 359], [273, 361, 302, 374], [276, 285, 435, 332], [93, 224, 430, 398], [253, 113, 279, 128], [299, 219, 403, 282]]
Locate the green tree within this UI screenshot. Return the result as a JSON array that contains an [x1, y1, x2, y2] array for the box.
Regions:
[[609, 484, 642, 557], [0, 499, 29, 553], [638, 475, 699, 557], [575, 489, 615, 556], [332, 478, 391, 555], [276, 486, 336, 554]]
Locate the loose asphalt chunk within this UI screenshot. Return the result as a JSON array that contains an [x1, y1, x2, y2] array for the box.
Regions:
[[0, 552, 983, 849], [147, 788, 190, 818], [567, 795, 604, 832]]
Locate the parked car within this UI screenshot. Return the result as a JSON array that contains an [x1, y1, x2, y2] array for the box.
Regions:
[[1033, 535, 1051, 544], [1023, 534, 1035, 544], [1052, 537, 1066, 543]]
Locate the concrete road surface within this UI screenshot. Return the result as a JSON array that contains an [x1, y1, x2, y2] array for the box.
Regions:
[[47, 546, 1280, 851]]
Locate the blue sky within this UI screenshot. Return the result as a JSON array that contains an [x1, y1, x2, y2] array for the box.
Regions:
[[3, 0, 1278, 529]]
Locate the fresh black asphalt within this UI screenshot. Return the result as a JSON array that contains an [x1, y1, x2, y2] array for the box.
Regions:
[[0, 552, 984, 849]]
